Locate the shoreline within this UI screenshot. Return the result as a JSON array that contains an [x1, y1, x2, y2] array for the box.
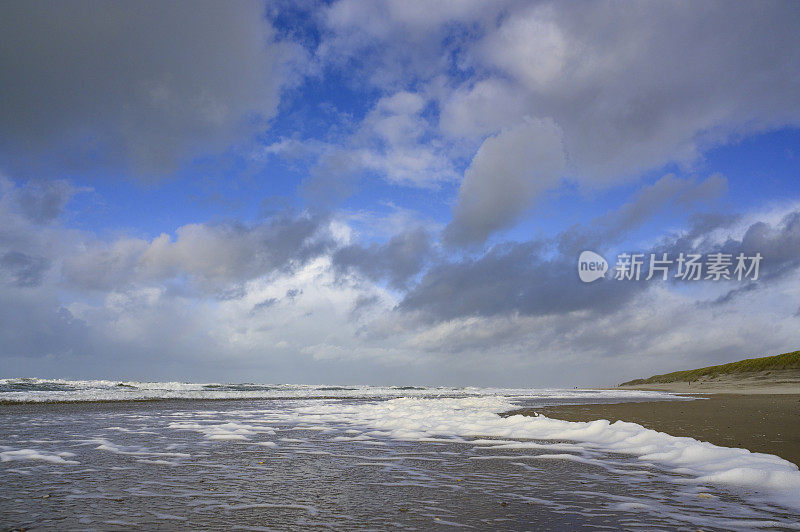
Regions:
[[614, 383, 800, 394], [515, 393, 800, 468]]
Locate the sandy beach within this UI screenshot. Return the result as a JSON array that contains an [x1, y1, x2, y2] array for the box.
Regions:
[[3, 382, 800, 528], [516, 393, 800, 467], [618, 369, 800, 394]]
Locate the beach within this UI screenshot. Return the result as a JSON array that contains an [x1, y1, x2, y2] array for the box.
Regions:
[[2, 380, 799, 529], [516, 393, 800, 468]]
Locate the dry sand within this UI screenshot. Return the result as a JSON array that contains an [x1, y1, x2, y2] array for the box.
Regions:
[[517, 394, 800, 467]]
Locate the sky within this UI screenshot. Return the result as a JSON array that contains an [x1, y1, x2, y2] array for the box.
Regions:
[[0, 0, 799, 387]]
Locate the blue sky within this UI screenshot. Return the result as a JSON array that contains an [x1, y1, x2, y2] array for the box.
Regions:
[[1, 1, 799, 386]]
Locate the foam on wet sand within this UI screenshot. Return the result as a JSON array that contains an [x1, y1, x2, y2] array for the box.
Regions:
[[287, 396, 800, 511]]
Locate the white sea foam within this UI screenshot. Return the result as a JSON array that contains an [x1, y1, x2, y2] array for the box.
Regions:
[[136, 459, 180, 466], [168, 421, 276, 441], [0, 448, 79, 464], [0, 377, 674, 403], [284, 396, 800, 512], [85, 438, 190, 458]]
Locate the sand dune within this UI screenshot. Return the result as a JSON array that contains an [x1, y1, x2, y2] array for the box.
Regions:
[[618, 369, 800, 394]]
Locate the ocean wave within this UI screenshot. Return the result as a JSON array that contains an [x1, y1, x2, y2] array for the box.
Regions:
[[0, 378, 673, 404]]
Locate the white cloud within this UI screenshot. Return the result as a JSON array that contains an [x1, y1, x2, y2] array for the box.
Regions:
[[2, 179, 799, 386], [265, 90, 458, 191], [347, 90, 458, 187], [457, 1, 800, 182], [439, 78, 528, 139], [62, 215, 334, 293], [477, 4, 569, 89], [317, 1, 800, 242]]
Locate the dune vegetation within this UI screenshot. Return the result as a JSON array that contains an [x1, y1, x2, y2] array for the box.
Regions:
[[621, 350, 800, 385]]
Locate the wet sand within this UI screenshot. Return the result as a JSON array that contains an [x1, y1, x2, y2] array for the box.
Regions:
[[515, 394, 800, 467]]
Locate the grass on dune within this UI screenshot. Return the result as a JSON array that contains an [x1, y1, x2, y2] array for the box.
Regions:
[[621, 350, 800, 385]]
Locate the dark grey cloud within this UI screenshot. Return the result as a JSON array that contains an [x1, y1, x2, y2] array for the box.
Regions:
[[0, 0, 301, 181], [13, 180, 78, 224], [0, 180, 73, 289], [401, 208, 800, 322], [398, 240, 641, 320], [0, 251, 50, 287], [285, 288, 303, 300], [649, 211, 800, 281], [332, 228, 433, 289], [738, 212, 800, 279], [251, 298, 278, 313], [250, 288, 304, 314], [408, 176, 728, 320], [0, 291, 90, 359], [350, 294, 381, 317], [661, 210, 800, 306], [649, 212, 740, 255]]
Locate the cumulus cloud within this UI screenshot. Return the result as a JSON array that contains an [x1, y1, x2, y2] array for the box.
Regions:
[[318, 1, 800, 242], [0, 173, 798, 385], [63, 213, 336, 294], [352, 91, 457, 187], [455, 1, 800, 180], [270, 90, 458, 202], [444, 120, 565, 246], [0, 0, 303, 180]]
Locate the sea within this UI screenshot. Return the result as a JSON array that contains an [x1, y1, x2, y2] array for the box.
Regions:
[[1, 379, 798, 530]]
